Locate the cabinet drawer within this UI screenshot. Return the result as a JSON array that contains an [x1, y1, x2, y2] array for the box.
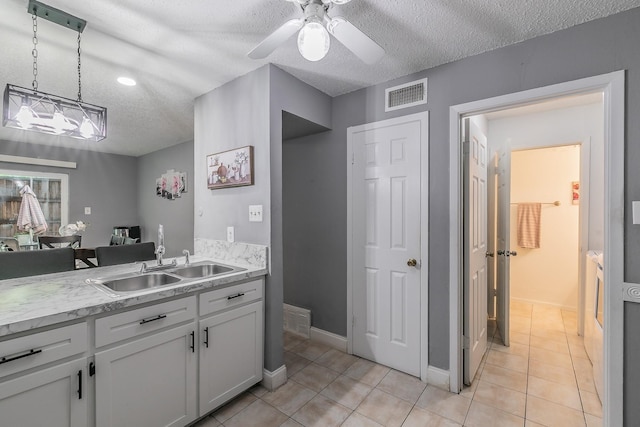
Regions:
[[0, 322, 87, 379], [96, 296, 196, 348], [199, 279, 264, 317]]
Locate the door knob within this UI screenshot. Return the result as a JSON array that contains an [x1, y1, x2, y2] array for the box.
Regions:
[[486, 252, 494, 258], [497, 250, 505, 256], [407, 258, 417, 267], [506, 251, 518, 257]]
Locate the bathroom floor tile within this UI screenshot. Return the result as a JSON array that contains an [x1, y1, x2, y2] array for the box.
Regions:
[[472, 380, 526, 417], [402, 406, 462, 427], [341, 412, 384, 427], [480, 363, 527, 393], [525, 395, 586, 427], [527, 375, 582, 411], [580, 390, 603, 417], [485, 349, 528, 374], [285, 351, 313, 377], [291, 340, 332, 361], [223, 400, 289, 427], [213, 392, 257, 422], [315, 348, 359, 373]]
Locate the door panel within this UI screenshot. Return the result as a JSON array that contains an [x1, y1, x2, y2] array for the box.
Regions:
[[463, 118, 489, 385], [496, 148, 511, 346], [352, 117, 423, 376]]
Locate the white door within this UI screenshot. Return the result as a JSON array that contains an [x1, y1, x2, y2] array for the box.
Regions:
[[351, 115, 424, 376], [463, 118, 488, 385], [496, 147, 511, 346], [487, 153, 498, 318]]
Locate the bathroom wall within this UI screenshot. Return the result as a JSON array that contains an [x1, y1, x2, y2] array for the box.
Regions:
[[509, 145, 580, 309]]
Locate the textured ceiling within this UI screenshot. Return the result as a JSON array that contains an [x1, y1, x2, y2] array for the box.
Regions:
[[0, 0, 638, 156]]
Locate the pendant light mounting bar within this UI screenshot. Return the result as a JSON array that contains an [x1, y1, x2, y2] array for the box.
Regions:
[[28, 0, 86, 33]]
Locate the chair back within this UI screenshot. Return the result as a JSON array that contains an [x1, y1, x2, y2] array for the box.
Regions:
[[95, 242, 156, 267], [0, 237, 19, 251], [0, 247, 75, 279], [39, 235, 82, 249]]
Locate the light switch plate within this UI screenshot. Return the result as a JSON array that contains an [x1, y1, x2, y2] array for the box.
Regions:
[[249, 205, 263, 222], [84, 207, 91, 215], [633, 201, 640, 224], [227, 226, 235, 243]]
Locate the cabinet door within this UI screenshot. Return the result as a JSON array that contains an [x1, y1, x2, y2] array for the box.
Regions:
[[95, 323, 197, 427], [0, 358, 87, 427], [199, 301, 263, 415]]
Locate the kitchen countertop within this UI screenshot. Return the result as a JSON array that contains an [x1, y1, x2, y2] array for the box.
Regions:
[[0, 255, 268, 338]]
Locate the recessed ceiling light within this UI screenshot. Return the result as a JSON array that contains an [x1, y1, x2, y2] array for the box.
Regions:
[[117, 77, 136, 86]]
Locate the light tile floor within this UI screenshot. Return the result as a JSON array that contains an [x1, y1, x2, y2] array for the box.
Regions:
[[191, 302, 602, 427]]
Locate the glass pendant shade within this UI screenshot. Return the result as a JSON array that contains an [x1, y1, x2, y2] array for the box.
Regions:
[[297, 20, 330, 62], [3, 84, 107, 141]]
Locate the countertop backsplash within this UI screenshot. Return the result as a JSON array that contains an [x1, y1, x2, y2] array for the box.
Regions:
[[194, 238, 268, 270]]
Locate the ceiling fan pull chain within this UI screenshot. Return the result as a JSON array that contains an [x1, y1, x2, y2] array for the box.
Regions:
[[77, 31, 82, 102], [31, 13, 38, 91]]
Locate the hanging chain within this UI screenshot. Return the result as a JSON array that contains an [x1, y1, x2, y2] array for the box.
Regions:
[[77, 31, 82, 102], [32, 14, 38, 91]]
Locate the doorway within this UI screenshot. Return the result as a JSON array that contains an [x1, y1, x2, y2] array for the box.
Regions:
[[449, 71, 625, 427]]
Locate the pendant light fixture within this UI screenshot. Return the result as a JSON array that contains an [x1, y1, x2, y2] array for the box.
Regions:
[[2, 0, 107, 141]]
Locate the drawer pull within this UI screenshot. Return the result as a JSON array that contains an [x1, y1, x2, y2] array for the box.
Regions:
[[0, 348, 42, 365], [227, 292, 245, 300], [139, 314, 167, 325], [204, 327, 209, 348], [190, 331, 195, 353]]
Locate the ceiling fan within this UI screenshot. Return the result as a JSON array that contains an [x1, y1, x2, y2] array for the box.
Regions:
[[248, 0, 384, 64]]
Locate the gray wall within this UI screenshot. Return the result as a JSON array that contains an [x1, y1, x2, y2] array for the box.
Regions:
[[193, 64, 331, 372], [138, 140, 194, 257], [0, 140, 138, 248], [283, 7, 640, 380]]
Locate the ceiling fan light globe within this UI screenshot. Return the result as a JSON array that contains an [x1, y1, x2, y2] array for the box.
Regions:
[[297, 21, 330, 61], [331, 0, 352, 4]]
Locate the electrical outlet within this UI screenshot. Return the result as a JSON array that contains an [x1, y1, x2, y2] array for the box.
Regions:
[[227, 226, 235, 243], [249, 205, 263, 222], [84, 207, 91, 215]]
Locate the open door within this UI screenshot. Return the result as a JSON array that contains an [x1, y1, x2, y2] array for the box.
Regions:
[[463, 117, 488, 385], [496, 146, 511, 346]]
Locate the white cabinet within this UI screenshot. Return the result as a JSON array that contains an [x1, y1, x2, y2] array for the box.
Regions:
[[0, 323, 88, 427], [0, 357, 87, 427], [199, 279, 264, 415], [94, 297, 197, 427]]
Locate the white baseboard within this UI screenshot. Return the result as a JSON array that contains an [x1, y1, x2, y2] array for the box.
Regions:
[[262, 364, 287, 391], [309, 327, 348, 352], [426, 365, 450, 391]]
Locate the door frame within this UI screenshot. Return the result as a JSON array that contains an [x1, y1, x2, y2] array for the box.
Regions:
[[347, 111, 429, 381], [449, 71, 625, 427]]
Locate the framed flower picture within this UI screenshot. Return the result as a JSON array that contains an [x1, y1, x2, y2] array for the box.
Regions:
[[207, 146, 254, 189]]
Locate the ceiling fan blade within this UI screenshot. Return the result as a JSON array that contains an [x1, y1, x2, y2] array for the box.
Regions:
[[326, 17, 384, 64], [248, 19, 304, 59]]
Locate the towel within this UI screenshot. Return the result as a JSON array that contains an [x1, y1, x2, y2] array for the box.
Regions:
[[517, 203, 541, 248]]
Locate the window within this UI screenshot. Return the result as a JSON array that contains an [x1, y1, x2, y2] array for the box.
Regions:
[[0, 169, 69, 237]]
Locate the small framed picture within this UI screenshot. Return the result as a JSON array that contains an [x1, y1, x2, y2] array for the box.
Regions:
[[207, 146, 254, 189]]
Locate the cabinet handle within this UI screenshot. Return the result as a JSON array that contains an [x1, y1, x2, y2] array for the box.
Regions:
[[190, 331, 195, 353], [77, 370, 82, 400], [227, 292, 245, 300], [204, 327, 209, 348], [139, 314, 167, 325], [0, 348, 42, 365]]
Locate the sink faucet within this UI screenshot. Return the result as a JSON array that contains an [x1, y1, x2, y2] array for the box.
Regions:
[[156, 224, 165, 265], [182, 249, 190, 266]]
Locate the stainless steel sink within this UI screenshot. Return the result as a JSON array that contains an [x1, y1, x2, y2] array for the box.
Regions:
[[170, 261, 245, 278], [88, 273, 182, 293]]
